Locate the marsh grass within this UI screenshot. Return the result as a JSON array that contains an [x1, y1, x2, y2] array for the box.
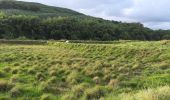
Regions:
[[118, 86, 170, 100], [0, 41, 170, 99]]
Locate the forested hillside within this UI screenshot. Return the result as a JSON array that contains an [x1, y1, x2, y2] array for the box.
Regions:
[[0, 0, 170, 40]]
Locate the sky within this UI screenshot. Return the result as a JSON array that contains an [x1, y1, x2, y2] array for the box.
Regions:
[[19, 0, 170, 30]]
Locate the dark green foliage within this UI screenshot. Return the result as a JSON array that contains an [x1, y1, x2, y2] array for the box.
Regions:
[[0, 0, 40, 12], [0, 1, 170, 41]]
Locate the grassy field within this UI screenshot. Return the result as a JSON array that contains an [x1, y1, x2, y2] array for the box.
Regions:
[[0, 40, 170, 100]]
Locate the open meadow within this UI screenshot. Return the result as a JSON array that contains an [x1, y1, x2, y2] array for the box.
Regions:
[[0, 40, 170, 100]]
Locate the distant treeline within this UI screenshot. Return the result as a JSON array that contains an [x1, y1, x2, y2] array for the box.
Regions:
[[0, 39, 47, 45], [0, 13, 170, 40]]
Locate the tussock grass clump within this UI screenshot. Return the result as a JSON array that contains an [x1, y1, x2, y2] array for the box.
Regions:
[[18, 68, 28, 74], [3, 67, 11, 72], [94, 61, 103, 69], [47, 76, 57, 84], [72, 83, 91, 98], [36, 72, 45, 81], [61, 94, 76, 100], [156, 62, 169, 70], [157, 86, 170, 100], [132, 63, 141, 70], [40, 94, 53, 100], [120, 86, 170, 100], [39, 82, 50, 92], [108, 79, 119, 87], [103, 62, 112, 68], [10, 86, 23, 97], [0, 97, 11, 100], [160, 40, 170, 45], [0, 80, 13, 92], [13, 63, 20, 66], [27, 68, 36, 74], [84, 67, 104, 77], [0, 71, 5, 77], [93, 76, 101, 84], [10, 75, 22, 83], [103, 75, 111, 83], [11, 68, 19, 74], [49, 70, 57, 76], [39, 82, 60, 94], [66, 71, 82, 85], [84, 86, 111, 100]]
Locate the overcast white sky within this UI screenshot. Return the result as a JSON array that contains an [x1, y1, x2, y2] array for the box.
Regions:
[[19, 0, 170, 30]]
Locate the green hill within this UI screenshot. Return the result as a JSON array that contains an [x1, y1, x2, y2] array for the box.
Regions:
[[0, 40, 170, 99], [0, 0, 83, 17], [0, 0, 170, 40]]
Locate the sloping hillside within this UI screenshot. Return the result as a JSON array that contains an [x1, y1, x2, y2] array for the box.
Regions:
[[0, 0, 170, 40], [0, 0, 83, 17], [0, 41, 170, 99]]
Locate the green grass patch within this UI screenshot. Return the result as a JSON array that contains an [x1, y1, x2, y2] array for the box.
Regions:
[[0, 41, 170, 99]]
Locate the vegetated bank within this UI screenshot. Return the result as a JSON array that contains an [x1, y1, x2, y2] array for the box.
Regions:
[[0, 40, 170, 99]]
